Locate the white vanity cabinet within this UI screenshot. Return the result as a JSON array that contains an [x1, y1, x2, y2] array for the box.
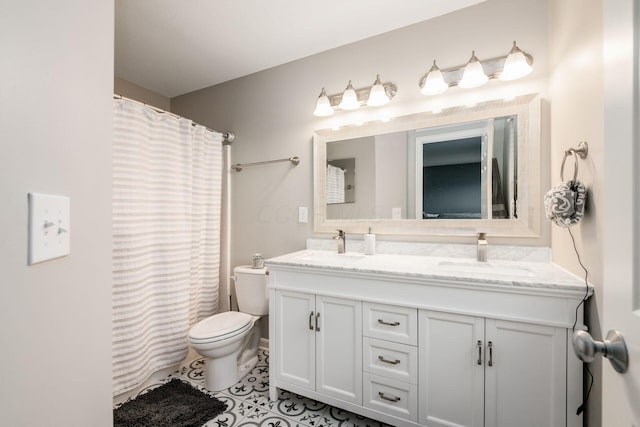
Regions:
[[273, 289, 363, 405], [267, 252, 588, 427], [418, 310, 566, 427]]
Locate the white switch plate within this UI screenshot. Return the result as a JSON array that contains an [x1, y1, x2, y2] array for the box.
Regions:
[[392, 207, 402, 220], [28, 193, 70, 265], [298, 206, 309, 223]]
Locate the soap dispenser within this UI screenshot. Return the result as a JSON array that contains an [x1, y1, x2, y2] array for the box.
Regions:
[[364, 227, 376, 255]]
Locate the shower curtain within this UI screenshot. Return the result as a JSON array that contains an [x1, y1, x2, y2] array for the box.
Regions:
[[112, 98, 223, 395]]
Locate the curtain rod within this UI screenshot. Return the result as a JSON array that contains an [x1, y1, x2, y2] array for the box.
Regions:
[[113, 94, 235, 143]]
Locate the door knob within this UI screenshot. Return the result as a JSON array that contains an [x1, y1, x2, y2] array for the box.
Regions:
[[572, 329, 629, 373]]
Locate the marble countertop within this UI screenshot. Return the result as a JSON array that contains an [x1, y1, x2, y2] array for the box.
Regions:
[[265, 249, 592, 294]]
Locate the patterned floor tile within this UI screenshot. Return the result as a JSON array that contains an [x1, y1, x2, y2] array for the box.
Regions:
[[226, 364, 270, 400], [260, 389, 328, 427], [127, 347, 392, 427], [256, 349, 269, 367], [236, 414, 299, 427], [203, 393, 256, 427], [318, 407, 388, 427]]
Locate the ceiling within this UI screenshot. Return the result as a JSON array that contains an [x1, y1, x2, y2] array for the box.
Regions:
[[115, 0, 485, 98]]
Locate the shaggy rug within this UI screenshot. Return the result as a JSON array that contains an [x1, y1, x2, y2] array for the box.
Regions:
[[113, 379, 227, 427]]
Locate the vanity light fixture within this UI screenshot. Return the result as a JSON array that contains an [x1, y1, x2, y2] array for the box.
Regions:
[[420, 61, 449, 95], [313, 88, 334, 117], [366, 75, 391, 106], [499, 41, 534, 81], [338, 81, 360, 110], [419, 41, 534, 95], [313, 76, 397, 117], [458, 51, 489, 88]]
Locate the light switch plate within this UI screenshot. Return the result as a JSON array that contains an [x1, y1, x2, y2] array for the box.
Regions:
[[28, 193, 70, 265], [298, 206, 309, 223]]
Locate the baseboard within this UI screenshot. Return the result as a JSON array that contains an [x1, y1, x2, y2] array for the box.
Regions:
[[260, 337, 269, 350]]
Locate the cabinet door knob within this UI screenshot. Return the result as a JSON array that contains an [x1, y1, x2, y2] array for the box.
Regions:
[[309, 311, 314, 331], [377, 319, 400, 327], [378, 392, 401, 402], [378, 355, 401, 365], [315, 312, 320, 331], [477, 340, 483, 365]]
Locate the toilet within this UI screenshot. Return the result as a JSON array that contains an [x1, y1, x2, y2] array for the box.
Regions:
[[188, 265, 268, 391]]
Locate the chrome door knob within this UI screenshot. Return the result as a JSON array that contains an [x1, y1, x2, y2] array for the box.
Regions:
[[573, 329, 629, 373]]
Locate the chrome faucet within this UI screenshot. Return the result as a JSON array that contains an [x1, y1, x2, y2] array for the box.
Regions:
[[477, 232, 488, 262], [334, 229, 346, 253]]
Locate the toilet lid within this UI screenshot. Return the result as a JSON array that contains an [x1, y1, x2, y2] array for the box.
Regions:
[[189, 311, 253, 341]]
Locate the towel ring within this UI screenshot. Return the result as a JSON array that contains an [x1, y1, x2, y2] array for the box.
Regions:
[[560, 141, 588, 182]]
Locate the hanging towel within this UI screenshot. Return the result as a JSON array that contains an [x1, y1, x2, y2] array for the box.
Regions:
[[544, 181, 586, 227]]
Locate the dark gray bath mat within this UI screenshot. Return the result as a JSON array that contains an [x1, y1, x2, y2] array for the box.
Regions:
[[114, 379, 227, 427]]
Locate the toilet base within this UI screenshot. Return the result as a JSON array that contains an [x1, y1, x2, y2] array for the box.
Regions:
[[203, 351, 259, 391]]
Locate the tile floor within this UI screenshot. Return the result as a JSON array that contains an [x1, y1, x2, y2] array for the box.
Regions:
[[117, 349, 391, 427]]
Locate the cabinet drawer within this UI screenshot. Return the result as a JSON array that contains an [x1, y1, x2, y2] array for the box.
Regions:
[[363, 302, 417, 345], [363, 373, 417, 422], [363, 337, 417, 384]]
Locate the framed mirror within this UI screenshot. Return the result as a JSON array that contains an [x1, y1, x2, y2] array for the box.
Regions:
[[313, 94, 542, 237]]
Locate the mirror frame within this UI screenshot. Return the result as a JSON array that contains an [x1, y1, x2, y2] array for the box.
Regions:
[[313, 94, 542, 238]]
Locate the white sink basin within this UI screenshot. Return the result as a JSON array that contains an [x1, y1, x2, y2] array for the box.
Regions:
[[296, 251, 366, 263], [437, 261, 535, 278]]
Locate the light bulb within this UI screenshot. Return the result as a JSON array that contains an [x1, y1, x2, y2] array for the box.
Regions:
[[338, 81, 360, 110], [420, 61, 448, 95], [499, 41, 533, 81], [458, 51, 488, 89], [313, 88, 334, 117], [366, 75, 390, 107]]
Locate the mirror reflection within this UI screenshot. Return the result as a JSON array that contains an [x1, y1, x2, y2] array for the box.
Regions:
[[326, 116, 518, 220]]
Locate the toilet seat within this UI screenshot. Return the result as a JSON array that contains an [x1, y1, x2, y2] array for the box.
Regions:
[[189, 311, 254, 344]]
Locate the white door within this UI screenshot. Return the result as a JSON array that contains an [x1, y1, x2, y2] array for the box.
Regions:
[[484, 319, 566, 427], [274, 290, 316, 390], [315, 295, 363, 404], [602, 1, 640, 424], [418, 310, 484, 427]]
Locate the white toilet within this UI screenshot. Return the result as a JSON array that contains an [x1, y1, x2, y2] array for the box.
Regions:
[[188, 265, 268, 391]]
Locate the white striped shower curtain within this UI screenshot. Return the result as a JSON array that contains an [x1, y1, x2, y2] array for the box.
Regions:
[[326, 164, 345, 204], [112, 99, 223, 395]]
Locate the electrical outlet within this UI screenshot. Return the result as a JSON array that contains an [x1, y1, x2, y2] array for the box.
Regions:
[[392, 207, 402, 220], [298, 207, 309, 223]]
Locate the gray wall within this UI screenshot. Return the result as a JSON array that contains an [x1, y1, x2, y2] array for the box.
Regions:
[[374, 132, 407, 219], [549, 0, 604, 424], [171, 0, 550, 289], [115, 76, 171, 110], [327, 136, 376, 219], [0, 1, 113, 425]]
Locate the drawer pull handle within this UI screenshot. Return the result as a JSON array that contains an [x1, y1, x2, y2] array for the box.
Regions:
[[309, 311, 314, 331], [378, 355, 401, 365], [377, 319, 400, 327], [315, 312, 320, 332], [378, 392, 401, 402], [477, 340, 483, 365], [488, 341, 493, 367]]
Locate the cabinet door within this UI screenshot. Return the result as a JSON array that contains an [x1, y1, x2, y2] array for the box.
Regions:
[[484, 319, 566, 427], [418, 310, 484, 427], [316, 295, 363, 404], [274, 290, 316, 390]]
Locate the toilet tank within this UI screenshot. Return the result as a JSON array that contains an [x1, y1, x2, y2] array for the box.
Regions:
[[233, 265, 269, 315]]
